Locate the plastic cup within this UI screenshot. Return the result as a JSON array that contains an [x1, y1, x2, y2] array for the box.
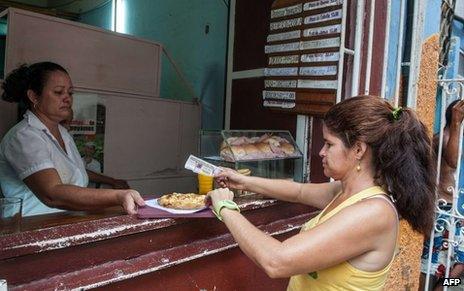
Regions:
[[0, 197, 22, 235], [198, 173, 214, 195], [0, 279, 7, 291]]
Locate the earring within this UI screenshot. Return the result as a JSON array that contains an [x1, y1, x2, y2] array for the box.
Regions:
[[356, 161, 361, 172], [33, 102, 38, 110]]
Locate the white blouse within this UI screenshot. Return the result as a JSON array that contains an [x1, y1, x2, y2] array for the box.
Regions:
[[0, 110, 89, 216]]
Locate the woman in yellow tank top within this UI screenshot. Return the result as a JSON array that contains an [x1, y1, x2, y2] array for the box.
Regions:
[[209, 96, 436, 290]]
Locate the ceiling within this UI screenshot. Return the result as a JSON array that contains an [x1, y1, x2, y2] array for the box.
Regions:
[[0, 0, 111, 20]]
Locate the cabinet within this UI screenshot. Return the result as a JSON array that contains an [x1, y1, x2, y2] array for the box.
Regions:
[[200, 130, 303, 182]]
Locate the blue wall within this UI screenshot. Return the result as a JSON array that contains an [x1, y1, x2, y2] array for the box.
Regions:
[[79, 1, 113, 31], [384, 0, 441, 101], [79, 0, 228, 130], [384, 0, 402, 101], [452, 20, 464, 51], [423, 0, 441, 39]]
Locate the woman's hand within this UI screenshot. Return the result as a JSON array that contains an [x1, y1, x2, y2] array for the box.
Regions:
[[451, 100, 464, 125], [207, 188, 234, 209], [215, 168, 248, 190], [117, 189, 145, 215]]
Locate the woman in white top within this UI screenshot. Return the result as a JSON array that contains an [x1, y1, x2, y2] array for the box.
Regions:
[[0, 62, 144, 216]]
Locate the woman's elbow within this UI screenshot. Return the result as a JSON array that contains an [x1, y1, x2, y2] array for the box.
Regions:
[[39, 194, 61, 208], [265, 268, 288, 279], [261, 255, 291, 279], [34, 189, 64, 208], [444, 154, 458, 169]]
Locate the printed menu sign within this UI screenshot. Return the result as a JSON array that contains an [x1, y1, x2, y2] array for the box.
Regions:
[[263, 0, 345, 115]]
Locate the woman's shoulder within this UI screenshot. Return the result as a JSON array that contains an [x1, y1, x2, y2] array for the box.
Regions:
[[334, 195, 398, 232], [1, 119, 47, 149], [353, 196, 398, 229]]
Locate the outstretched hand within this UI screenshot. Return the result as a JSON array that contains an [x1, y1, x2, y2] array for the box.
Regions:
[[215, 168, 247, 190], [117, 189, 145, 215]]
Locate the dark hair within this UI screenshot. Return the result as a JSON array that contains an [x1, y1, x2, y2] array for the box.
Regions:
[[445, 99, 460, 128], [1, 62, 68, 109], [324, 95, 436, 235]]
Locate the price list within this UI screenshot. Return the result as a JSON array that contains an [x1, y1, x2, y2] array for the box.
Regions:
[[263, 0, 345, 116]]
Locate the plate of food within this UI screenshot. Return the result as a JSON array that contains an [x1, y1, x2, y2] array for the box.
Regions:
[[145, 193, 209, 214]]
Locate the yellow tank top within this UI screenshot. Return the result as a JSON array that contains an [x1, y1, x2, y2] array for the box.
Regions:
[[287, 186, 396, 291]]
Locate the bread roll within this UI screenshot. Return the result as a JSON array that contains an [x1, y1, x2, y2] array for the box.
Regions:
[[263, 137, 280, 147], [269, 144, 285, 157], [273, 136, 289, 144], [281, 143, 295, 155], [248, 136, 260, 143], [243, 144, 260, 155], [220, 147, 234, 161], [258, 133, 271, 142], [255, 142, 273, 155], [230, 145, 247, 158], [229, 136, 248, 146]]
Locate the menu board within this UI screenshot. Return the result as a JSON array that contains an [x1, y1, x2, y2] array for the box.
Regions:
[[263, 0, 345, 116]]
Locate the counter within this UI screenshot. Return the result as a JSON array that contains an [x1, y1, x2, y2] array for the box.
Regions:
[[0, 195, 317, 290]]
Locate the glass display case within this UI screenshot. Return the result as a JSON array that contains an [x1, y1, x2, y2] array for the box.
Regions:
[[199, 130, 303, 183]]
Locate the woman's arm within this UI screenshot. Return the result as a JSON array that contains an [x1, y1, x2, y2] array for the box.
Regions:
[[210, 189, 396, 278], [24, 168, 145, 214], [86, 170, 130, 189], [443, 100, 464, 168], [216, 168, 341, 209]]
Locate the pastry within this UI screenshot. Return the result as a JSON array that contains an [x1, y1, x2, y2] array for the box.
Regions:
[[237, 168, 251, 176], [281, 143, 295, 155], [230, 145, 247, 158], [243, 144, 260, 155], [255, 142, 273, 155], [158, 193, 206, 209], [263, 137, 281, 147]]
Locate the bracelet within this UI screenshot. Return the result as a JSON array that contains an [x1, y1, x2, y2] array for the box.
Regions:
[[213, 200, 240, 221]]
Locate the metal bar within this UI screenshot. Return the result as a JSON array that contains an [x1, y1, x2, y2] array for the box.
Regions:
[[406, 0, 426, 109], [296, 115, 310, 182], [438, 78, 464, 82], [111, 0, 115, 31], [425, 84, 448, 290], [224, 0, 236, 129], [365, 0, 377, 95], [343, 48, 355, 55], [426, 79, 464, 290], [351, 0, 365, 97], [394, 0, 406, 107], [307, 117, 313, 183], [380, 0, 391, 98], [231, 68, 265, 79], [436, 209, 464, 219], [336, 0, 349, 102], [446, 81, 464, 282]]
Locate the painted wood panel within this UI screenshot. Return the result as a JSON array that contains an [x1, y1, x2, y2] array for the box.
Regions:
[[101, 94, 200, 194], [5, 8, 161, 97], [0, 198, 316, 289]]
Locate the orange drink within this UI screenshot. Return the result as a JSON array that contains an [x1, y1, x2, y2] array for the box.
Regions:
[[198, 173, 214, 195]]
